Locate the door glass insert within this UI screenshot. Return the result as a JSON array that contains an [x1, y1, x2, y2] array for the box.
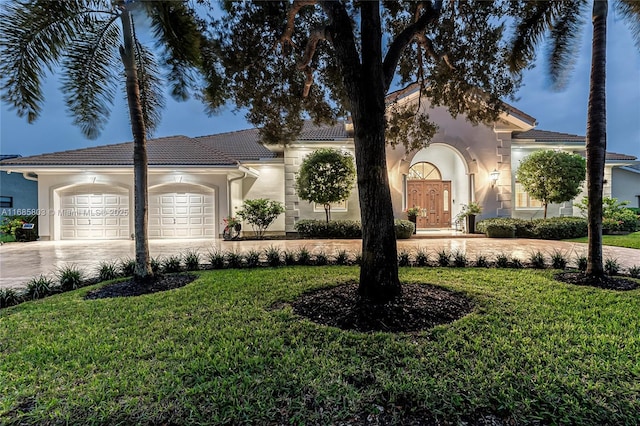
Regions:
[[407, 162, 442, 180]]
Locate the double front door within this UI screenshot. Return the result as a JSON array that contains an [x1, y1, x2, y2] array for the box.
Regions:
[[407, 180, 451, 228]]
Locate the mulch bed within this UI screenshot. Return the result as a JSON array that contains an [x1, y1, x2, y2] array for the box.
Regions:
[[290, 281, 474, 333], [555, 272, 639, 291], [84, 273, 197, 300]]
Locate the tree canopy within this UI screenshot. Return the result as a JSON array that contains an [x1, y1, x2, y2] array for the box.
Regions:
[[296, 148, 356, 222], [516, 150, 586, 218]]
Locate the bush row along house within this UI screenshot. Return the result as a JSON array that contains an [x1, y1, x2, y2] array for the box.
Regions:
[[1, 84, 638, 240]]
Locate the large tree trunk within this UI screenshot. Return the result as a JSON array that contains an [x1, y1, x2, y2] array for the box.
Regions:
[[352, 2, 401, 303], [120, 7, 153, 279], [586, 0, 607, 277]]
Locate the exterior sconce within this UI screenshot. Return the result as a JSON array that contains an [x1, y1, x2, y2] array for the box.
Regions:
[[490, 169, 500, 188]]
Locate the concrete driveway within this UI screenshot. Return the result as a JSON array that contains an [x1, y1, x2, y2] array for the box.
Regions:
[[1, 237, 639, 289]]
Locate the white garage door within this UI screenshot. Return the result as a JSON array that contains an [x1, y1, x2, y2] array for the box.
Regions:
[[60, 186, 130, 239], [149, 185, 215, 238]]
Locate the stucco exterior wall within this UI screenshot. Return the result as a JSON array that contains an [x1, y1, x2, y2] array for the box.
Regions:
[[0, 172, 38, 217], [241, 163, 286, 234], [611, 168, 640, 208]]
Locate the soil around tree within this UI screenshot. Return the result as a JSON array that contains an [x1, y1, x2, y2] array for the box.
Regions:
[[84, 273, 197, 300], [289, 281, 474, 333], [555, 272, 638, 291]]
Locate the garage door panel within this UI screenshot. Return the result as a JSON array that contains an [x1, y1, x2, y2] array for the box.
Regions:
[[60, 187, 129, 240], [149, 186, 214, 239]]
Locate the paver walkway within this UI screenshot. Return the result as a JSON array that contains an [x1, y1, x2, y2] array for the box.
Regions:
[[1, 237, 639, 289]]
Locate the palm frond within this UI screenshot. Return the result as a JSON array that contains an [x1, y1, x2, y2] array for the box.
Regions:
[[134, 41, 164, 136], [617, 0, 640, 51], [61, 17, 121, 140], [0, 0, 113, 123], [548, 1, 588, 90], [143, 1, 202, 101]]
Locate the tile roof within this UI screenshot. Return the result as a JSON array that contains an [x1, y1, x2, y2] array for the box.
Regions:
[[298, 121, 350, 140], [196, 129, 277, 160], [512, 129, 586, 142], [0, 136, 238, 167]]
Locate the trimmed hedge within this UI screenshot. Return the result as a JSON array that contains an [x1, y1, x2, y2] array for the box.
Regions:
[[477, 217, 587, 240], [295, 219, 414, 239]]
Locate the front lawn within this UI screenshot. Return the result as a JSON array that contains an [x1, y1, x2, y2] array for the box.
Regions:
[[1, 268, 639, 425], [567, 231, 640, 249]]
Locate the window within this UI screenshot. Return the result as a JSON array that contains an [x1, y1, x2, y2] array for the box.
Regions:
[[408, 162, 442, 180], [515, 182, 543, 208], [0, 196, 13, 208], [313, 200, 347, 212]]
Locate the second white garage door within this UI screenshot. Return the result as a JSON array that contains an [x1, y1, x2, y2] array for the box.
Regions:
[[149, 185, 215, 238]]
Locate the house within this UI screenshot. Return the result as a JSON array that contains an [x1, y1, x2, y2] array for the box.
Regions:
[[0, 155, 38, 220], [1, 85, 637, 240]]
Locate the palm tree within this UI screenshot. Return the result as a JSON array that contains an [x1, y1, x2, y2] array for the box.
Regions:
[[508, 0, 640, 277], [1, 0, 221, 280]]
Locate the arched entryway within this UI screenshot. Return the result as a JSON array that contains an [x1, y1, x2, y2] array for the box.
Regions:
[[407, 162, 451, 228]]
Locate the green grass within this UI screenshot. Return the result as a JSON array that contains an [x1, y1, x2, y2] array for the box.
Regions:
[[1, 268, 639, 425], [567, 231, 640, 249]]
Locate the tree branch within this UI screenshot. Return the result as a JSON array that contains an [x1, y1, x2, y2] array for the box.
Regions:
[[279, 0, 317, 49], [382, 0, 443, 92], [297, 26, 332, 97]]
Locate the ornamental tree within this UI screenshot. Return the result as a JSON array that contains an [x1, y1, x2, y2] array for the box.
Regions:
[[237, 199, 285, 239], [212, 1, 527, 303], [296, 148, 356, 223], [516, 150, 586, 218]]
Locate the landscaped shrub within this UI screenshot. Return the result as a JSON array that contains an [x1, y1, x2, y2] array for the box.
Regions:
[[245, 250, 261, 268], [183, 250, 201, 271], [452, 250, 467, 267], [477, 217, 587, 240], [314, 251, 329, 266], [528, 251, 546, 269], [495, 253, 509, 268], [264, 246, 282, 267], [415, 249, 429, 267], [97, 261, 119, 281], [225, 251, 244, 269], [150, 257, 162, 274], [437, 249, 450, 267], [604, 258, 620, 276], [25, 275, 55, 300], [57, 264, 84, 291], [283, 250, 297, 266], [207, 250, 225, 270], [485, 223, 515, 238], [398, 250, 411, 267], [0, 288, 21, 308], [509, 256, 524, 269], [575, 255, 588, 272], [576, 196, 639, 234], [162, 255, 183, 273], [236, 198, 285, 239], [295, 219, 362, 239], [120, 258, 136, 277], [629, 265, 640, 278], [296, 247, 312, 266], [394, 220, 414, 239], [334, 249, 350, 266], [475, 254, 489, 268], [550, 250, 568, 270]]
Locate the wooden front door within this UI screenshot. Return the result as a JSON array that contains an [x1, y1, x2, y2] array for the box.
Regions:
[[407, 180, 451, 228]]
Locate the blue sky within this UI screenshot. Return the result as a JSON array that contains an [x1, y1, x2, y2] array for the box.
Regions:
[[1, 13, 639, 159]]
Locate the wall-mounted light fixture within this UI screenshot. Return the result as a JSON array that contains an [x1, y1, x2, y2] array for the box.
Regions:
[[490, 169, 500, 188]]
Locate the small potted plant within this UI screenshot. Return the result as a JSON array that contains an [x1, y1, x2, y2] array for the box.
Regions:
[[405, 207, 420, 234], [222, 216, 241, 240], [457, 202, 482, 234]]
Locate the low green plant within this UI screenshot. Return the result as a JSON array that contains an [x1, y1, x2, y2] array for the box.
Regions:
[[550, 250, 568, 270], [295, 219, 362, 239], [314, 251, 329, 266], [120, 258, 136, 277], [334, 249, 350, 266], [150, 257, 162, 274], [162, 255, 183, 273], [437, 249, 450, 267], [575, 255, 588, 272], [415, 249, 429, 267], [264, 246, 283, 267], [225, 251, 244, 269], [475, 254, 489, 268], [628, 265, 640, 278], [485, 223, 516, 238], [207, 250, 225, 270], [245, 250, 261, 268], [604, 258, 620, 276], [452, 250, 467, 267], [398, 250, 411, 267], [528, 251, 546, 269], [236, 198, 285, 239], [283, 250, 297, 266], [297, 247, 312, 266], [97, 261, 119, 282], [0, 288, 21, 308], [183, 250, 201, 271], [394, 220, 414, 239], [495, 253, 509, 268], [57, 264, 83, 291], [509, 256, 524, 269], [25, 275, 55, 300], [477, 217, 588, 240], [353, 251, 362, 265]]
